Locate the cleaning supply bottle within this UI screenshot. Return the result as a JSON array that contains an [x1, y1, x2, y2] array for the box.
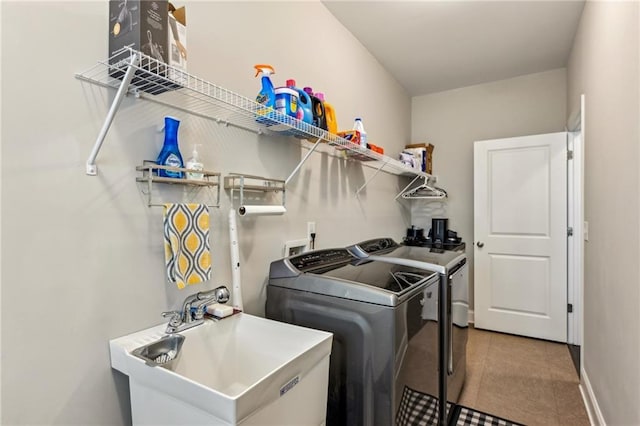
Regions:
[[185, 144, 204, 181], [156, 116, 184, 178], [275, 82, 299, 119], [353, 117, 368, 149], [317, 92, 338, 134], [304, 87, 327, 130], [254, 64, 276, 122], [287, 79, 313, 126]]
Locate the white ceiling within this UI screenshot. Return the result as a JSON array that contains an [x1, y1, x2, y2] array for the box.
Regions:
[[323, 1, 585, 96]]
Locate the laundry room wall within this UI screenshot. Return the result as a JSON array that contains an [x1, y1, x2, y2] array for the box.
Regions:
[[1, 2, 412, 425], [410, 69, 567, 312], [566, 1, 640, 424]]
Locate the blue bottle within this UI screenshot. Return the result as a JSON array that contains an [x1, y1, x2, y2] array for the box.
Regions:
[[156, 116, 184, 178], [296, 88, 314, 126], [254, 64, 277, 125]]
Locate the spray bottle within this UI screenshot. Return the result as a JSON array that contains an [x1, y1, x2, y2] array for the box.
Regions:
[[156, 116, 184, 178], [254, 64, 276, 122]]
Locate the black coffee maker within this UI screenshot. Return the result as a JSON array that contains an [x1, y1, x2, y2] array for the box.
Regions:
[[431, 218, 448, 246]]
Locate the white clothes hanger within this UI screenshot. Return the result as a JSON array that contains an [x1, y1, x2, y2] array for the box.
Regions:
[[396, 176, 447, 200]]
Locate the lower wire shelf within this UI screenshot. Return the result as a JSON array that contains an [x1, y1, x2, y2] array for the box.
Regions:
[[136, 162, 221, 208]]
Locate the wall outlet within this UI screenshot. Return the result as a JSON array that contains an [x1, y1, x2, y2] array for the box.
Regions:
[[284, 239, 309, 257]]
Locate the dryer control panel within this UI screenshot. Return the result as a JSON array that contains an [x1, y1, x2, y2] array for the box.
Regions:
[[356, 238, 399, 254]]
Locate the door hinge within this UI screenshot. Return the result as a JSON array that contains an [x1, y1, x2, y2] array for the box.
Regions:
[[567, 227, 574, 236], [567, 150, 574, 160], [567, 303, 573, 313]]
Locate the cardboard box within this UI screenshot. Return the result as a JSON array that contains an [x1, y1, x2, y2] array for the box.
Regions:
[[109, 0, 178, 93], [167, 3, 187, 81], [404, 143, 434, 174]]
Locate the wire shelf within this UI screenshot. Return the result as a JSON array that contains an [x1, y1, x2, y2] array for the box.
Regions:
[[135, 162, 221, 207], [76, 47, 428, 179]]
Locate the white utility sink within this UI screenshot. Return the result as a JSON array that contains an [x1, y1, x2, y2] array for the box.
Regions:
[[110, 313, 333, 425]]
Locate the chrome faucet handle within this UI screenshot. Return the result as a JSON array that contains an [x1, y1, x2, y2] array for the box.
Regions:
[[193, 303, 209, 320], [162, 310, 182, 327]]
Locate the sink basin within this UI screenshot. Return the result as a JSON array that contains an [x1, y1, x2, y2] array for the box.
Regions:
[[131, 334, 185, 368], [110, 313, 333, 425]]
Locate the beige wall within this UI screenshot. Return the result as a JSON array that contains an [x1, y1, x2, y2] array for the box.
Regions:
[[0, 2, 412, 424], [567, 2, 640, 424], [411, 69, 567, 309]]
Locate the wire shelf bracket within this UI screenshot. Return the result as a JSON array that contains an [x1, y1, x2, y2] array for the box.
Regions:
[[83, 51, 140, 175]]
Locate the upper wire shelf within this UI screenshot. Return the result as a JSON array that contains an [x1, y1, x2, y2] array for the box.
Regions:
[[75, 47, 429, 179]]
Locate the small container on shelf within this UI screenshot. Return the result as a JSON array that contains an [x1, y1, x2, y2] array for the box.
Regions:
[[185, 144, 204, 181]]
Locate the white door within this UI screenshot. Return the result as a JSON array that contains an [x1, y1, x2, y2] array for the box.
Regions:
[[474, 132, 567, 342]]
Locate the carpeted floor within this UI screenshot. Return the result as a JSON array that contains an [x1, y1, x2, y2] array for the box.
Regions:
[[397, 326, 590, 425], [457, 326, 590, 425]]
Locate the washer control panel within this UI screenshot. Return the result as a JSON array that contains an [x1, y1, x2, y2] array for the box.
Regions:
[[289, 249, 353, 271]]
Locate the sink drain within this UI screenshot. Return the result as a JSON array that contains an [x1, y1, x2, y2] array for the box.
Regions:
[[154, 350, 177, 365]]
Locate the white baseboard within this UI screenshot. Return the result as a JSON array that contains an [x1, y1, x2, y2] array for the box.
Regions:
[[580, 367, 606, 426], [468, 309, 474, 324]]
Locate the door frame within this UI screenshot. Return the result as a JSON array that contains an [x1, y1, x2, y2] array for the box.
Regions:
[[567, 94, 585, 347]]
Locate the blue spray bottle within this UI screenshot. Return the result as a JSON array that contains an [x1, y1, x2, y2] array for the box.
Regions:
[[254, 64, 276, 124], [156, 116, 184, 178]]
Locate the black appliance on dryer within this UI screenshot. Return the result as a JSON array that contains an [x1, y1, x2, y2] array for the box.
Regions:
[[404, 219, 465, 252]]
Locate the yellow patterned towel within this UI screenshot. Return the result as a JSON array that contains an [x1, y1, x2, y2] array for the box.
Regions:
[[163, 204, 211, 289]]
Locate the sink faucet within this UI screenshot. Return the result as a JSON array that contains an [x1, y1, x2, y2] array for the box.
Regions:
[[162, 286, 230, 333]]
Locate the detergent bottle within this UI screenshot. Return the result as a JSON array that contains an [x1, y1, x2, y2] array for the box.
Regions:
[[275, 80, 299, 119], [156, 116, 184, 178], [254, 64, 276, 122], [316, 92, 338, 134], [287, 79, 313, 126], [303, 87, 328, 131], [353, 117, 368, 149]]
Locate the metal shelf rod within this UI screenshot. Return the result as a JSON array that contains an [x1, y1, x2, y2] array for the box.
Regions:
[[356, 160, 388, 196], [285, 137, 323, 186], [394, 175, 422, 201], [86, 52, 139, 175]]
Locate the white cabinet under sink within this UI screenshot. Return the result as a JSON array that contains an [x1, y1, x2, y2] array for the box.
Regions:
[[110, 313, 333, 425]]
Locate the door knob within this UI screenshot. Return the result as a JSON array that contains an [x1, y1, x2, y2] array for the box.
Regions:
[[476, 241, 484, 248]]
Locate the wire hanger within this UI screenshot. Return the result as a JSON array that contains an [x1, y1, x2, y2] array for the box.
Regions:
[[398, 176, 447, 200]]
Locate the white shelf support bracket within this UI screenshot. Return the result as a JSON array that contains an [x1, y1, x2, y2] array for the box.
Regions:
[[86, 52, 140, 175], [285, 137, 323, 186], [356, 161, 388, 196], [394, 175, 422, 201]]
